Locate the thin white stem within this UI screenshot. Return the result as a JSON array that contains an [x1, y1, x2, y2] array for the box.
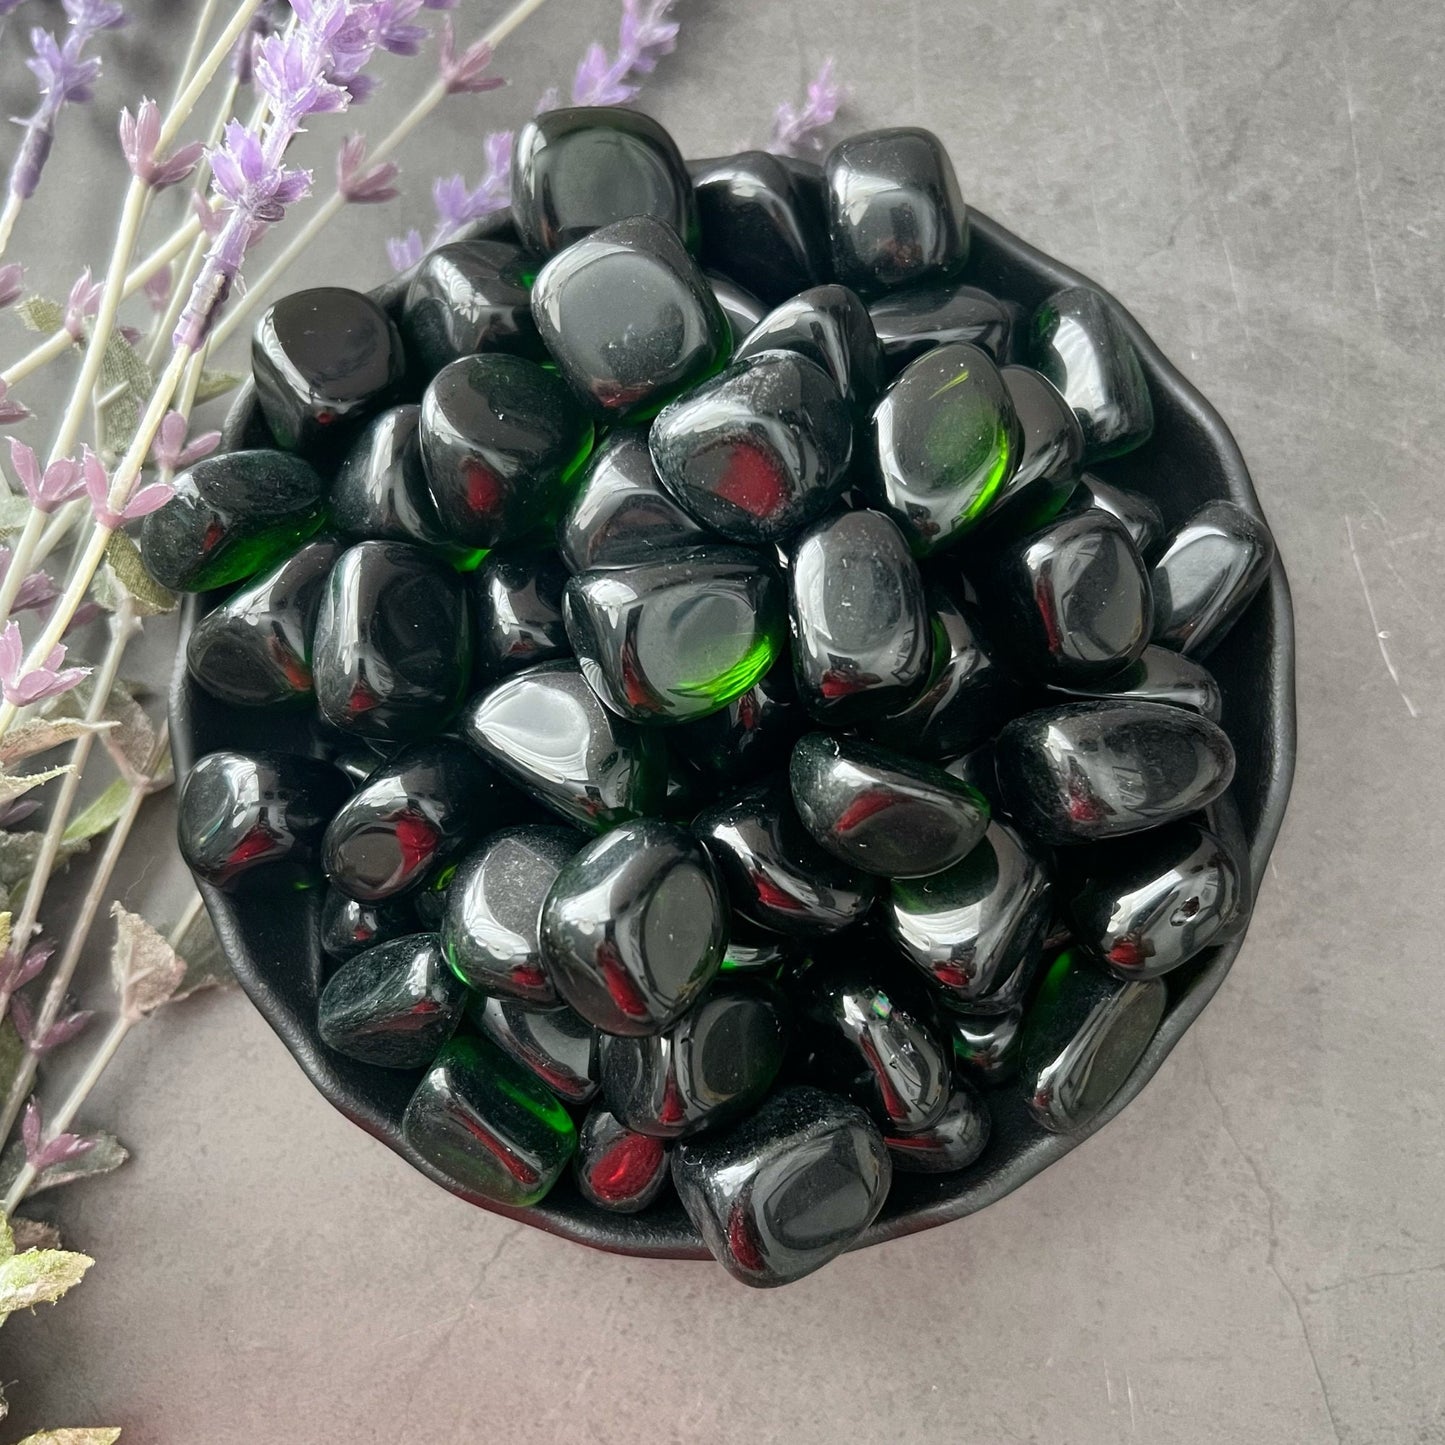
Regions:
[[157, 0, 263, 153], [169, 0, 222, 111], [0, 510, 46, 627], [0, 193, 22, 259]]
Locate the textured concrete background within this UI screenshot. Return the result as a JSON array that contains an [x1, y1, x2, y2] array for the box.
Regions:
[[2, 0, 1443, 1440]]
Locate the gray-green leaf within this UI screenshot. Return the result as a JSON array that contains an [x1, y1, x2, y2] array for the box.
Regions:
[[193, 369, 244, 405], [101, 531, 177, 617], [109, 904, 186, 1019], [0, 764, 73, 806], [0, 493, 33, 540], [0, 1244, 93, 1322], [97, 331, 155, 462], [0, 1133, 128, 1198], [61, 777, 133, 845], [17, 1429, 123, 1444], [0, 719, 110, 768], [0, 1018, 23, 1114], [14, 296, 65, 335], [171, 901, 235, 1001]]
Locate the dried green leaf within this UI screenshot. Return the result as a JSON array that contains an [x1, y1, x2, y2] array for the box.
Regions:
[[61, 777, 133, 845], [0, 1245, 93, 1321], [98, 532, 177, 617], [0, 1213, 11, 1262], [0, 1018, 23, 1112], [97, 331, 155, 462], [14, 297, 65, 335], [109, 904, 186, 1019], [0, 764, 73, 805], [193, 369, 244, 406], [171, 901, 234, 1001], [0, 493, 34, 540], [0, 719, 110, 768], [8, 1217, 62, 1252], [17, 1430, 122, 1444], [0, 1133, 128, 1198], [0, 910, 10, 957], [0, 832, 90, 916]]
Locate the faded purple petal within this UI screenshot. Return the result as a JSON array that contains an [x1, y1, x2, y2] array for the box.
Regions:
[[37, 1008, 94, 1052], [0, 380, 30, 424], [438, 20, 504, 94], [337, 134, 400, 203], [0, 263, 25, 309], [21, 1098, 41, 1159], [120, 481, 176, 521], [769, 58, 843, 156], [143, 263, 173, 312], [387, 229, 425, 273], [0, 799, 41, 826]]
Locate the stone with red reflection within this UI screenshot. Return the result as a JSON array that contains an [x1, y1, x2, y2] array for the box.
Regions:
[[574, 1105, 670, 1213]]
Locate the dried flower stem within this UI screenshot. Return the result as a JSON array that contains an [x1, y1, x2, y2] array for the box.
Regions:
[[167, 0, 222, 112], [0, 195, 22, 260]]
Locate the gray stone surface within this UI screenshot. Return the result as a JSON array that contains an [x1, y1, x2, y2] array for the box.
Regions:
[[2, 0, 1443, 1440]]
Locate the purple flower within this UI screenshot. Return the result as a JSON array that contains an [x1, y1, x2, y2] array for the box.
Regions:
[[0, 621, 89, 706], [81, 445, 174, 527], [429, 131, 512, 239], [0, 262, 23, 308], [0, 380, 29, 425], [150, 411, 220, 472], [337, 133, 400, 203], [63, 266, 102, 342], [374, 0, 429, 56], [0, 548, 59, 614], [387, 229, 424, 272], [769, 59, 843, 156], [11, 995, 93, 1056], [119, 98, 205, 190], [25, 28, 103, 106], [0, 939, 53, 996], [63, 0, 126, 37], [7, 438, 86, 513], [143, 262, 172, 312], [571, 0, 678, 106], [254, 30, 350, 123], [213, 121, 313, 223], [438, 18, 504, 95], [21, 1098, 97, 1174]]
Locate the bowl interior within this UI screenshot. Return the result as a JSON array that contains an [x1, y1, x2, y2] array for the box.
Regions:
[[169, 208, 1297, 1260]]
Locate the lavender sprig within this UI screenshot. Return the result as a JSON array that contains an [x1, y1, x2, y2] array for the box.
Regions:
[[769, 58, 843, 155], [0, 381, 28, 425], [0, 263, 23, 308], [569, 0, 678, 106], [119, 98, 206, 190], [0, 621, 88, 705]]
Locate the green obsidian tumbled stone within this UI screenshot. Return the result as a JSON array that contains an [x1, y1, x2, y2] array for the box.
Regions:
[[330, 406, 449, 548], [1030, 285, 1154, 462], [868, 279, 1016, 372], [574, 1105, 671, 1213], [883, 1082, 990, 1175], [320, 886, 418, 963], [419, 354, 594, 551], [317, 932, 465, 1069], [469, 992, 599, 1103], [564, 545, 786, 725], [402, 1035, 577, 1207], [869, 341, 1022, 556], [472, 548, 571, 679], [139, 449, 327, 592]]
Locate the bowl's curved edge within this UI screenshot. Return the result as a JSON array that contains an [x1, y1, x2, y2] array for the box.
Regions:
[[167, 205, 1296, 1264]]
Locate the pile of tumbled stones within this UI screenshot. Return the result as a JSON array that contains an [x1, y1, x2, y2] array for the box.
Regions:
[[161, 107, 1275, 1288]]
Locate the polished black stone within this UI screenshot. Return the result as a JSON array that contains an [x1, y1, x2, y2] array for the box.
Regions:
[[469, 992, 599, 1103], [185, 535, 342, 707], [886, 821, 1052, 1004], [1069, 473, 1165, 559], [978, 508, 1151, 684], [139, 449, 326, 592], [574, 1105, 671, 1213], [219, 376, 276, 452], [443, 825, 578, 1002], [707, 271, 766, 344], [1060, 819, 1243, 979], [330, 406, 448, 548], [402, 1034, 576, 1206], [995, 701, 1236, 845], [789, 733, 991, 879], [400, 238, 542, 377], [1019, 949, 1166, 1134], [667, 659, 802, 788], [531, 215, 728, 424], [322, 740, 501, 902], [720, 918, 796, 976], [883, 1082, 990, 1174], [734, 285, 884, 416], [252, 286, 405, 454], [789, 508, 931, 723], [694, 779, 880, 938], [599, 981, 788, 1139], [671, 1085, 891, 1288], [312, 541, 473, 739], [961, 934, 1047, 1016], [461, 660, 666, 831], [942, 741, 1003, 812], [539, 819, 727, 1035], [419, 354, 593, 550], [866, 585, 1019, 759], [565, 545, 786, 724], [472, 549, 570, 678], [1030, 285, 1153, 461], [947, 1005, 1024, 1084], [650, 351, 853, 543], [868, 279, 1014, 370], [1044, 644, 1223, 722], [868, 342, 1022, 556], [320, 886, 417, 963], [177, 750, 349, 890], [1150, 499, 1276, 657], [511, 106, 697, 257], [557, 432, 708, 573], [690, 150, 830, 305], [825, 127, 968, 298], [317, 933, 464, 1068]]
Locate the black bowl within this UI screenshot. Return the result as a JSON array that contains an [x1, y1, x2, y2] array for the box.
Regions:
[[169, 209, 1296, 1259]]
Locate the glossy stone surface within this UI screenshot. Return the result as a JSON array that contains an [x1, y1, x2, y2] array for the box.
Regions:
[[948, 1005, 1024, 1084], [1060, 820, 1243, 979], [443, 825, 578, 1002], [1030, 285, 1154, 461], [400, 239, 542, 376], [825, 128, 968, 298], [994, 701, 1236, 845], [472, 549, 570, 677], [1045, 643, 1223, 722], [869, 342, 1022, 556], [323, 741, 500, 902], [461, 660, 665, 831], [556, 432, 707, 573], [511, 106, 697, 257], [650, 351, 853, 543], [866, 586, 1018, 759], [799, 960, 952, 1133], [707, 272, 766, 343], [720, 920, 795, 976], [219, 376, 276, 452], [574, 1106, 670, 1213], [330, 406, 447, 548], [320, 886, 417, 963], [691, 150, 830, 305], [789, 733, 990, 879], [419, 354, 593, 550], [1150, 499, 1276, 657], [671, 1086, 891, 1288], [980, 509, 1151, 684], [312, 541, 473, 739], [694, 780, 880, 937], [139, 450, 326, 592], [668, 659, 802, 787], [1070, 473, 1166, 559], [734, 285, 884, 416], [185, 535, 341, 707], [1019, 949, 1167, 1134], [252, 287, 404, 454], [540, 819, 727, 1036], [789, 508, 931, 723], [598, 982, 788, 1139], [531, 215, 728, 424], [317, 933, 464, 1069], [177, 750, 349, 890], [565, 546, 786, 724], [402, 1035, 576, 1207], [469, 993, 599, 1103], [886, 820, 1052, 1004], [884, 1083, 990, 1174], [868, 280, 1014, 370]]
